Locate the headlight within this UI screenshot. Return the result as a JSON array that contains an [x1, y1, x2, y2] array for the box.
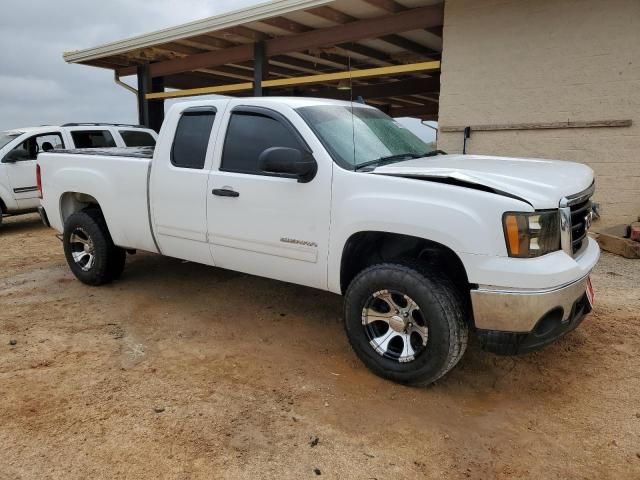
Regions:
[[503, 211, 560, 258]]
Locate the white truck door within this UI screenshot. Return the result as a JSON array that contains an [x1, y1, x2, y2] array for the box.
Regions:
[[207, 105, 332, 290], [149, 104, 225, 265], [4, 132, 65, 207]]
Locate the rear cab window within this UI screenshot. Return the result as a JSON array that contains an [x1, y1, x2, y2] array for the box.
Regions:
[[171, 107, 216, 169], [70, 130, 116, 148], [119, 130, 156, 147]]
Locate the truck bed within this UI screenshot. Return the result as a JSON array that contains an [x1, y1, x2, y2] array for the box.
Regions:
[[38, 150, 157, 253]]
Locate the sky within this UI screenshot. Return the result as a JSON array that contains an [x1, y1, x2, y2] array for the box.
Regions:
[[0, 0, 268, 131], [0, 0, 436, 143]]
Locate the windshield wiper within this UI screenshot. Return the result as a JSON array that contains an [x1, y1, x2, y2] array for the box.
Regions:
[[354, 153, 422, 171], [354, 150, 447, 171], [423, 149, 447, 157]]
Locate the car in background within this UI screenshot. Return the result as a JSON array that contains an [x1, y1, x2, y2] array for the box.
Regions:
[[0, 123, 157, 225]]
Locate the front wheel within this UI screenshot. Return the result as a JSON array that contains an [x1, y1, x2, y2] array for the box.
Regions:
[[63, 209, 125, 286], [344, 262, 468, 386]]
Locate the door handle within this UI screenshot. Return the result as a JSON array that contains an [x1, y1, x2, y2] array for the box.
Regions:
[[212, 188, 239, 198]]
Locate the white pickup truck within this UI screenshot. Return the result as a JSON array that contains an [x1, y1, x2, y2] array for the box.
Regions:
[[0, 123, 157, 224], [38, 98, 599, 385]]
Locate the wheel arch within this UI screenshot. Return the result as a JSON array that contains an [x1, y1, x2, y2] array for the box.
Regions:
[[59, 192, 102, 225], [339, 231, 472, 299]]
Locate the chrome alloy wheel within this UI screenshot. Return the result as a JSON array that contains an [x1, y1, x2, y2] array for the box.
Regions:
[[362, 290, 429, 363], [69, 228, 96, 272]]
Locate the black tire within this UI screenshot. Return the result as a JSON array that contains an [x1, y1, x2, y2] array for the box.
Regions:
[[344, 262, 468, 386], [62, 208, 125, 286], [0, 203, 4, 226]]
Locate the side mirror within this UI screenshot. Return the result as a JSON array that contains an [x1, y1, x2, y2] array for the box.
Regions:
[[3, 148, 29, 163], [258, 147, 317, 183]]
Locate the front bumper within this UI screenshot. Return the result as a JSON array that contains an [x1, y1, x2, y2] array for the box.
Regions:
[[475, 289, 591, 355], [471, 274, 593, 355], [471, 273, 592, 333]]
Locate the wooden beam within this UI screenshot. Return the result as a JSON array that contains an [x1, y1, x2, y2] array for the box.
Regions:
[[146, 61, 440, 100], [389, 103, 439, 118], [332, 44, 393, 64], [138, 6, 443, 78], [182, 34, 235, 50], [224, 26, 269, 42], [148, 43, 254, 77], [301, 76, 441, 101], [163, 73, 228, 90], [157, 42, 206, 56], [306, 6, 440, 57], [199, 67, 254, 82], [379, 35, 441, 56], [440, 120, 633, 132], [259, 16, 392, 66], [387, 96, 425, 106], [425, 26, 444, 38], [361, 0, 406, 13]]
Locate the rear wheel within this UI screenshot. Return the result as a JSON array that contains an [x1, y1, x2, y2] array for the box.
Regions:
[[63, 209, 125, 285], [344, 262, 468, 386]]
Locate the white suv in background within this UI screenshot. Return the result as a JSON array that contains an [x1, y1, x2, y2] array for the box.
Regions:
[[0, 123, 157, 224]]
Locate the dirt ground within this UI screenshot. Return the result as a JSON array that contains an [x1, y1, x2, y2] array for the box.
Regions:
[[1, 214, 639, 480]]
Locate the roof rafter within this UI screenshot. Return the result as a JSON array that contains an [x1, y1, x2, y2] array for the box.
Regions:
[[306, 5, 440, 57], [361, 0, 406, 14], [118, 4, 443, 78]]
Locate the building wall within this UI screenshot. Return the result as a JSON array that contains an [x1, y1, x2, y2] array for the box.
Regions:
[[438, 0, 640, 227]]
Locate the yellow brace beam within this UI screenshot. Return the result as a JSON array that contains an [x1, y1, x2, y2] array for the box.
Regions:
[[146, 61, 440, 100]]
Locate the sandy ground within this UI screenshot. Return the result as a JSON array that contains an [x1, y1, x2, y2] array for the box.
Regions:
[[1, 213, 639, 480]]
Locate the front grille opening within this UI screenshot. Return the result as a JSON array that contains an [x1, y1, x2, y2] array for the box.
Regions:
[[570, 199, 592, 254]]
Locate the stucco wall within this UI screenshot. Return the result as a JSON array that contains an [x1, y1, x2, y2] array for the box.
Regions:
[[438, 0, 640, 226]]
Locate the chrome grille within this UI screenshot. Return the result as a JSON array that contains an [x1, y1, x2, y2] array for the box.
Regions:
[[560, 183, 595, 257], [569, 198, 592, 254]]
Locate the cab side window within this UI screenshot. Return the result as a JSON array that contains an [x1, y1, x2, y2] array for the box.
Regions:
[[171, 108, 216, 169], [221, 110, 305, 175]]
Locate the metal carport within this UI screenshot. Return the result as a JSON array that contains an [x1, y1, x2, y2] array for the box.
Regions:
[[63, 0, 444, 131]]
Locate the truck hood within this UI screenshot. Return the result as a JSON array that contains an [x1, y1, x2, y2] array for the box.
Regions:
[[372, 154, 594, 209]]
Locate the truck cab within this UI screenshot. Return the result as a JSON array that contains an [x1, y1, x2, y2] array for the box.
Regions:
[[0, 123, 157, 224]]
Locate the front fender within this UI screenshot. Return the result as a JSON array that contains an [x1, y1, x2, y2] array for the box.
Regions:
[[327, 168, 532, 293]]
